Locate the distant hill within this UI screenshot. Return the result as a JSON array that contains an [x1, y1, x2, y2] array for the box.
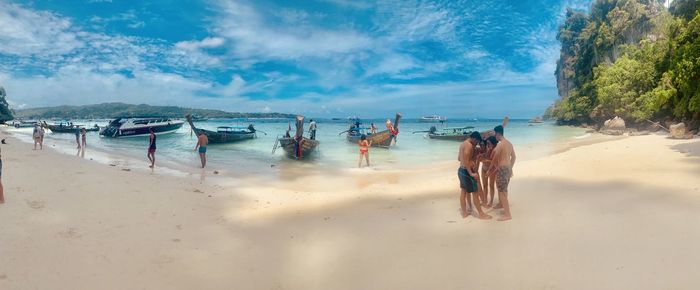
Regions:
[[14, 103, 295, 119]]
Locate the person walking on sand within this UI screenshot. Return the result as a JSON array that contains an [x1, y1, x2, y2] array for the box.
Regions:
[[80, 128, 87, 148], [147, 128, 156, 168], [194, 130, 208, 168], [488, 125, 516, 221], [74, 126, 81, 149], [33, 125, 42, 150], [458, 131, 491, 219], [358, 134, 372, 168]]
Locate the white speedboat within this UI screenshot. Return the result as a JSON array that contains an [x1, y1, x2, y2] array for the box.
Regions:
[[100, 117, 184, 138], [419, 115, 447, 122]]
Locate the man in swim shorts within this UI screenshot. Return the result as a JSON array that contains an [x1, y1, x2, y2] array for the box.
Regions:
[[457, 131, 491, 219], [488, 125, 516, 221], [194, 130, 209, 168]]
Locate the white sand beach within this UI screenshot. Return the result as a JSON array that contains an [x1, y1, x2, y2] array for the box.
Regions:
[[0, 129, 698, 290]]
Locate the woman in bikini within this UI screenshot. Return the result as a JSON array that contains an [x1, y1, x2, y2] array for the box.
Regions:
[[358, 135, 372, 168], [481, 136, 498, 207]]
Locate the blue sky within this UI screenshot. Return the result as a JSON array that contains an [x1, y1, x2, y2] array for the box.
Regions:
[[0, 0, 591, 118]]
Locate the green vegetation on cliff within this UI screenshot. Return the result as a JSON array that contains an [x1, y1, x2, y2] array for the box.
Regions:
[[14, 103, 295, 119], [0, 86, 14, 122], [550, 0, 700, 127]]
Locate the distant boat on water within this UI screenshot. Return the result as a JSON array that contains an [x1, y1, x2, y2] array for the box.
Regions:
[[528, 116, 544, 123], [420, 115, 447, 122], [9, 120, 37, 128], [100, 117, 184, 137]]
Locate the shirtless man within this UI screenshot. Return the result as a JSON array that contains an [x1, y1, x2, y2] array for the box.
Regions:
[[488, 125, 516, 221], [457, 131, 492, 219], [194, 130, 209, 168]]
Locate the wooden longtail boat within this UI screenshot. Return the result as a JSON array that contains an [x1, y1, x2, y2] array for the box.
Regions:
[[414, 117, 510, 142], [185, 114, 258, 144], [425, 126, 475, 141], [344, 113, 401, 148], [273, 115, 319, 159], [42, 122, 99, 133]]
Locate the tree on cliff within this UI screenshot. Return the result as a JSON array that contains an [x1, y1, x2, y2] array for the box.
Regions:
[[0, 86, 14, 122], [548, 0, 700, 126]]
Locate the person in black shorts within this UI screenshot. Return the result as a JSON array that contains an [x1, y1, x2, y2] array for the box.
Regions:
[[147, 128, 156, 168], [457, 131, 491, 219]]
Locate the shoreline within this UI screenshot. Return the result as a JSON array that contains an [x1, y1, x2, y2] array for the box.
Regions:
[[2, 127, 699, 289], [1, 125, 620, 184]]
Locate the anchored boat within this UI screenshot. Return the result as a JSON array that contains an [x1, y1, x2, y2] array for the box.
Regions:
[[99, 117, 184, 138], [42, 122, 99, 133], [343, 113, 401, 148], [273, 115, 319, 159], [185, 114, 261, 144], [413, 125, 475, 141]]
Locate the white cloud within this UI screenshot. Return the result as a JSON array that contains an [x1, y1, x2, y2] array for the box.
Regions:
[[464, 50, 489, 59], [0, 2, 83, 56], [211, 0, 372, 60], [175, 37, 225, 50]]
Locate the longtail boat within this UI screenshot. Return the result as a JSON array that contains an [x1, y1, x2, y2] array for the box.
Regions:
[[273, 115, 319, 159], [414, 117, 510, 142], [42, 121, 99, 133], [423, 126, 475, 141], [185, 114, 259, 144], [343, 113, 401, 148]]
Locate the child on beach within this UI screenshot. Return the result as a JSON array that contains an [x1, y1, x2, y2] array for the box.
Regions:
[[358, 135, 372, 168]]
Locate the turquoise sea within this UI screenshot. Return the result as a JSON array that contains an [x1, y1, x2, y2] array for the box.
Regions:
[[8, 118, 588, 176]]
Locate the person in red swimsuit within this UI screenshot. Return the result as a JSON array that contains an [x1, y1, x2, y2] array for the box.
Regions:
[[358, 135, 372, 168]]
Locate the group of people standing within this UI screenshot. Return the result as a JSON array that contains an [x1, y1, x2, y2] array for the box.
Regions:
[[458, 124, 516, 221]]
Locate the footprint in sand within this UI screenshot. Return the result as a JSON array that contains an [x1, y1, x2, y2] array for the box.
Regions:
[[0, 274, 6, 280], [58, 227, 81, 239], [26, 200, 45, 210], [152, 255, 175, 266]]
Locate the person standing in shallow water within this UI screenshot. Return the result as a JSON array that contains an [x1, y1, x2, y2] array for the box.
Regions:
[[308, 119, 317, 140], [457, 131, 491, 219], [147, 128, 156, 168], [194, 130, 208, 168], [488, 125, 516, 221], [358, 134, 372, 168]]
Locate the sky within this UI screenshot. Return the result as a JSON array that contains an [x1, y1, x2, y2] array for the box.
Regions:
[[0, 0, 592, 118]]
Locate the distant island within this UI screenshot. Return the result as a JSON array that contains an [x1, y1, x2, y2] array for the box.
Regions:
[[13, 102, 296, 120]]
